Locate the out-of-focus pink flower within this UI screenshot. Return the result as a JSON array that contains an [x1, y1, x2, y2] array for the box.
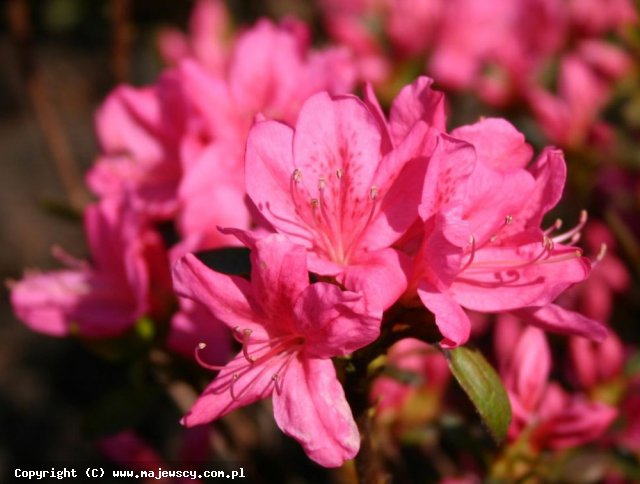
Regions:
[[96, 431, 164, 472], [91, 14, 357, 256], [318, 0, 391, 84], [245, 77, 446, 310], [528, 54, 609, 147], [88, 81, 185, 220], [10, 200, 171, 338], [97, 429, 206, 484], [562, 222, 629, 390], [499, 323, 617, 450], [157, 0, 230, 74], [567, 0, 637, 35], [414, 117, 600, 346], [173, 234, 381, 467], [370, 338, 449, 419]]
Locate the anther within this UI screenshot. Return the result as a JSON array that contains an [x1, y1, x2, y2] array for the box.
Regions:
[[370, 186, 378, 200], [505, 215, 513, 225], [292, 168, 302, 182], [336, 168, 343, 179], [318, 177, 326, 191], [310, 198, 320, 208]]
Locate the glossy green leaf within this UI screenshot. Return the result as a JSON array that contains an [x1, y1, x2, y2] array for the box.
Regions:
[[444, 346, 511, 443]]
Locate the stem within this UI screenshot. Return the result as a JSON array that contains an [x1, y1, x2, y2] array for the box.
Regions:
[[343, 304, 441, 484]]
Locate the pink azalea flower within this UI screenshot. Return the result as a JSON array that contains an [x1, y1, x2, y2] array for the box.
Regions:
[[172, 234, 381, 467], [88, 77, 185, 220], [563, 222, 629, 389], [157, 0, 230, 74], [414, 117, 600, 346], [10, 199, 171, 338], [91, 12, 356, 256], [245, 77, 447, 310], [499, 323, 617, 450]]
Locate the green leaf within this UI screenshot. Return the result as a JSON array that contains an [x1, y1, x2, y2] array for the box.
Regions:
[[444, 346, 511, 443]]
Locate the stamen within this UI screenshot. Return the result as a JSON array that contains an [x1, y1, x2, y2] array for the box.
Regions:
[[194, 343, 227, 371], [343, 186, 380, 261], [544, 218, 563, 235], [551, 210, 588, 244], [310, 198, 319, 208], [229, 373, 240, 400], [336, 168, 343, 180], [458, 236, 476, 274], [241, 329, 255, 363], [504, 215, 513, 225], [318, 177, 326, 191], [51, 245, 88, 270]]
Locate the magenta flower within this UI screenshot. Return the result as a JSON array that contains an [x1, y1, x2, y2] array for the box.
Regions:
[[90, 12, 356, 256], [88, 79, 185, 220], [414, 118, 601, 346], [10, 199, 171, 338], [172, 234, 381, 467], [245, 78, 445, 310], [157, 0, 230, 74], [499, 323, 617, 450]]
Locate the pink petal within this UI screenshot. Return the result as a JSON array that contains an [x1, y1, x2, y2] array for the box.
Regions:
[[451, 239, 590, 312], [503, 327, 550, 413], [168, 297, 231, 366], [514, 304, 608, 341], [450, 118, 533, 171], [511, 148, 567, 232], [10, 270, 89, 337], [534, 393, 617, 450], [362, 121, 436, 251], [293, 282, 381, 357], [229, 19, 304, 117], [461, 159, 536, 245], [338, 248, 410, 312], [418, 281, 471, 347], [176, 143, 249, 253], [182, 351, 276, 426], [419, 134, 476, 223], [95, 85, 163, 162], [389, 76, 446, 145], [245, 120, 313, 244], [363, 83, 392, 153], [249, 235, 310, 332], [172, 253, 264, 337], [273, 357, 360, 467], [293, 92, 381, 204]]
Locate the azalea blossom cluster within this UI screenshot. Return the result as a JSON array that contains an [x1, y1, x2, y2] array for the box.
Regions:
[[8, 0, 640, 481], [320, 0, 637, 147]]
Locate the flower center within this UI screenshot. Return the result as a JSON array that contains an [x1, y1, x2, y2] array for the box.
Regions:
[[288, 168, 379, 265], [195, 327, 305, 399]]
